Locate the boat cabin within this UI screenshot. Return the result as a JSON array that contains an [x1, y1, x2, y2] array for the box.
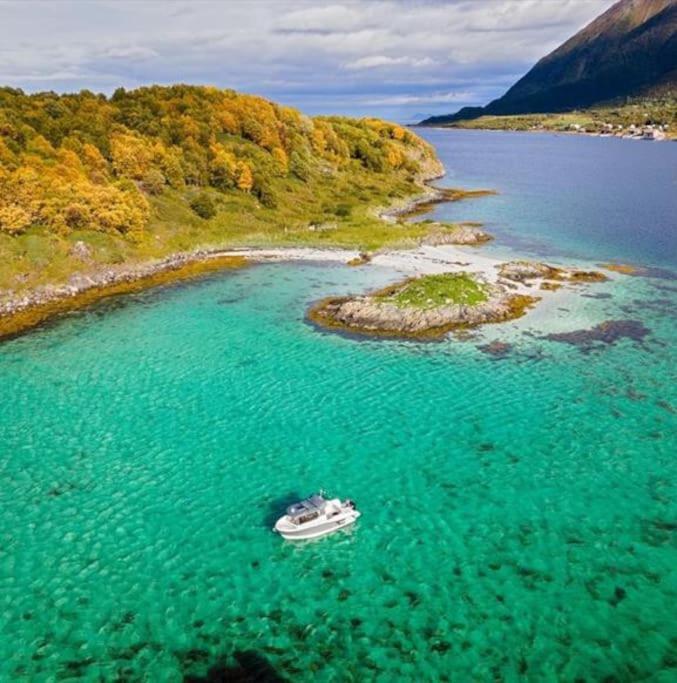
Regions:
[[286, 494, 326, 525]]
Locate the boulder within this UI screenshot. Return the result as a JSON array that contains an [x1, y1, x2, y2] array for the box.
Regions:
[[422, 223, 492, 246], [69, 240, 93, 262], [497, 261, 557, 282]]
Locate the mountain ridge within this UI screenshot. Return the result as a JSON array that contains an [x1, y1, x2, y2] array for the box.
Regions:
[[420, 0, 677, 125]]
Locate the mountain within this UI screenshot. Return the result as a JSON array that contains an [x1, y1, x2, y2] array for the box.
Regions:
[[420, 0, 677, 125]]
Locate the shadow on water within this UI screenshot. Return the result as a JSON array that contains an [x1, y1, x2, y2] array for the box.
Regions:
[[263, 492, 303, 529], [184, 650, 288, 683]]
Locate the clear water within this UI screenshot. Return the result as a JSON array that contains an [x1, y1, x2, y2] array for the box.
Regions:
[[1, 132, 676, 682]]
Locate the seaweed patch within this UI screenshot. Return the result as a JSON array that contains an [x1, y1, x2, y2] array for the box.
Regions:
[[543, 320, 649, 351]]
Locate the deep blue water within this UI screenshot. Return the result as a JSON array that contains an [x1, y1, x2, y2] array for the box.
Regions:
[[419, 129, 677, 269]]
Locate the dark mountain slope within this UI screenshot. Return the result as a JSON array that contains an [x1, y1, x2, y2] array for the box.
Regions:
[[421, 0, 677, 125]]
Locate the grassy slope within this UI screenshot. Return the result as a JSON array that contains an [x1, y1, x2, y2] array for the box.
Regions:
[[0, 154, 434, 294], [378, 273, 488, 309], [441, 97, 677, 138]]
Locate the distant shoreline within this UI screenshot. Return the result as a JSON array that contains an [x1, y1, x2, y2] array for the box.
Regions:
[[417, 124, 675, 142]]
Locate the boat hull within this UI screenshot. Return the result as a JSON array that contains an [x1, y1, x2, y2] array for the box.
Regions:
[[275, 510, 361, 540]]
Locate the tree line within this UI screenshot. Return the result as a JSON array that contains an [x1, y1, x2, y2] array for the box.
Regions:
[[0, 85, 434, 238]]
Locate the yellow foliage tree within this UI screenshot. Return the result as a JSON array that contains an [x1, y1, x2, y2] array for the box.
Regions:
[[26, 134, 56, 158], [386, 144, 405, 168], [272, 146, 288, 173], [110, 131, 154, 179], [81, 143, 109, 183], [208, 143, 238, 188], [236, 161, 253, 192], [0, 84, 434, 246], [391, 126, 406, 141], [0, 204, 32, 234]]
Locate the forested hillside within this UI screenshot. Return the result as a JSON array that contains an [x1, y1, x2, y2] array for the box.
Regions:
[[0, 85, 439, 292]]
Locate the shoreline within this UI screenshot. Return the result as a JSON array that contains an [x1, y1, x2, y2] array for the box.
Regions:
[[0, 168, 628, 343], [419, 125, 676, 142], [0, 236, 621, 342], [0, 251, 248, 342], [0, 172, 448, 341]]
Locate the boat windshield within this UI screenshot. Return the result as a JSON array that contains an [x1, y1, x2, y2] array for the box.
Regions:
[[287, 494, 326, 520]]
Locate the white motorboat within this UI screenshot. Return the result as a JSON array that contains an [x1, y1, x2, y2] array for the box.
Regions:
[[274, 493, 360, 540]]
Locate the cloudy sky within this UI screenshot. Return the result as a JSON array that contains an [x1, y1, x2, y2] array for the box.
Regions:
[[0, 0, 614, 121]]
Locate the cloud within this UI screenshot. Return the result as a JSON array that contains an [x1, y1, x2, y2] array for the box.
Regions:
[[0, 0, 615, 120], [275, 4, 367, 33], [99, 46, 158, 60], [363, 90, 474, 106], [346, 55, 437, 70]]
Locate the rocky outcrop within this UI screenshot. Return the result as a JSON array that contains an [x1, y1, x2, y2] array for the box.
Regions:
[[309, 279, 538, 340], [497, 261, 559, 282], [421, 223, 492, 246], [377, 186, 445, 223], [379, 186, 496, 223], [69, 240, 93, 262], [347, 252, 372, 266], [498, 260, 608, 284]]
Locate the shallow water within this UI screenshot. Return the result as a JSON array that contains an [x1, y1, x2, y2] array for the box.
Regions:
[[1, 133, 676, 682]]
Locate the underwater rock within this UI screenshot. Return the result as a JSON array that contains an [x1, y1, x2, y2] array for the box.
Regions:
[[498, 261, 607, 284], [498, 261, 559, 282], [540, 281, 562, 291], [544, 320, 650, 350], [601, 263, 647, 276], [610, 586, 627, 607], [430, 641, 452, 653], [568, 270, 608, 283], [184, 650, 288, 682], [478, 341, 512, 357], [602, 263, 677, 280]]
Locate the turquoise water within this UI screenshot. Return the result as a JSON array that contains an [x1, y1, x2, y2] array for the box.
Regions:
[[1, 134, 676, 682]]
